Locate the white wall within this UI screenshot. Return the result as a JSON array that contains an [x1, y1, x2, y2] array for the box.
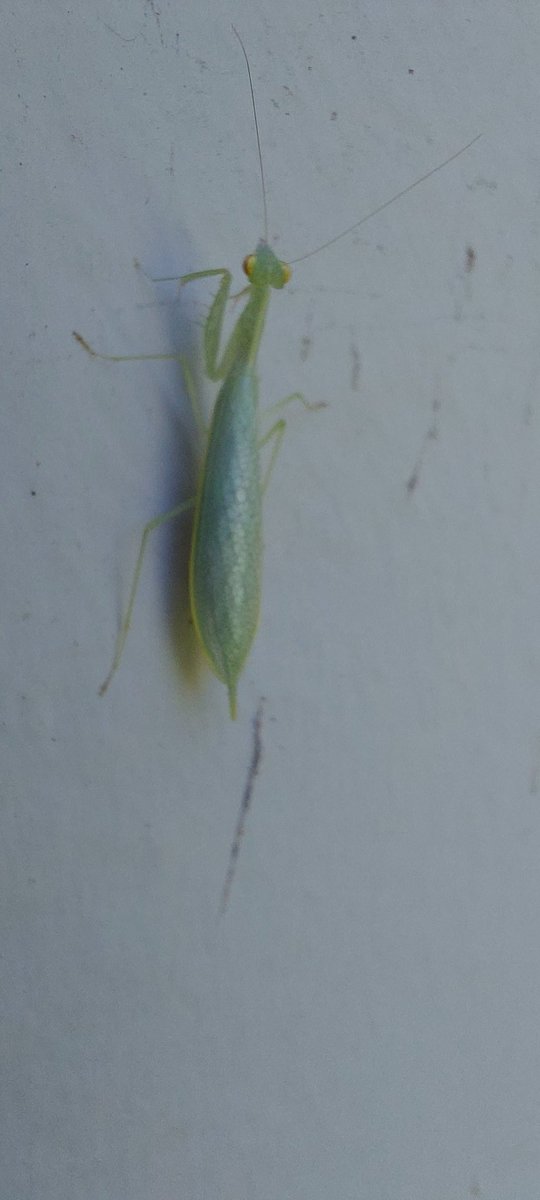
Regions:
[[3, 1, 540, 1196]]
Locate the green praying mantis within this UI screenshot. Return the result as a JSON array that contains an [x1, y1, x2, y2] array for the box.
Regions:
[[74, 29, 480, 719]]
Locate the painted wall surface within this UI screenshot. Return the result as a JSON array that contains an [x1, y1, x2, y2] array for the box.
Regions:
[[3, 2, 540, 1197]]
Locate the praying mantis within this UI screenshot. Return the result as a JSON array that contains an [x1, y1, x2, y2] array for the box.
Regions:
[[73, 29, 480, 719]]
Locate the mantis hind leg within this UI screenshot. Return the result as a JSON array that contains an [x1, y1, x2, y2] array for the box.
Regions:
[[259, 391, 325, 494], [99, 498, 195, 696], [259, 420, 286, 495]]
